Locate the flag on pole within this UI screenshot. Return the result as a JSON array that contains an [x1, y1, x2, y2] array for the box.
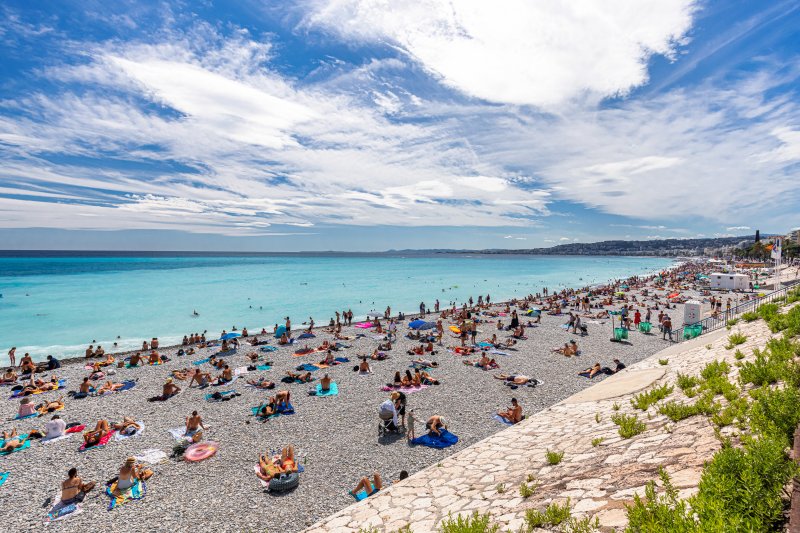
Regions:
[[772, 237, 782, 261]]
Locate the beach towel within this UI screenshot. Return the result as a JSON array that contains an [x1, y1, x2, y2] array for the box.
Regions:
[[233, 366, 249, 376], [292, 348, 314, 357], [205, 390, 237, 402], [297, 333, 315, 339], [489, 350, 510, 356], [134, 449, 168, 465], [492, 414, 514, 425], [354, 322, 373, 329], [212, 375, 239, 387], [13, 412, 38, 420], [256, 365, 272, 371], [380, 384, 429, 394], [297, 363, 320, 372], [42, 433, 72, 445], [78, 431, 116, 451], [334, 357, 350, 363], [260, 346, 278, 353], [95, 380, 136, 396], [8, 378, 67, 399], [43, 498, 83, 523], [66, 424, 86, 434], [0, 471, 8, 489], [411, 429, 458, 449], [106, 479, 146, 510], [0, 435, 31, 456], [192, 358, 211, 366], [251, 402, 294, 419], [168, 427, 199, 442], [114, 422, 145, 441], [312, 382, 338, 397]]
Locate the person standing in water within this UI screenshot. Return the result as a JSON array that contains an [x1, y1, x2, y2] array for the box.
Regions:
[[7, 347, 15, 367]]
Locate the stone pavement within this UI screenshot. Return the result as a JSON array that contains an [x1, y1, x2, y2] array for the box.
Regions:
[[305, 318, 777, 532]]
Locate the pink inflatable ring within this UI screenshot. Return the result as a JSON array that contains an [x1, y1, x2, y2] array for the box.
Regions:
[[184, 441, 218, 462]]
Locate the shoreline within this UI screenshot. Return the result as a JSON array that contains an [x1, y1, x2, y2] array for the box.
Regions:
[[8, 257, 679, 364]]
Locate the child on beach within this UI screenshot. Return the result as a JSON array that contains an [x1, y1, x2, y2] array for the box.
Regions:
[[406, 409, 416, 441]]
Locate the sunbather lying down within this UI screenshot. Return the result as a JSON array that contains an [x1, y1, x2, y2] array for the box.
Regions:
[[113, 417, 141, 435], [463, 355, 498, 369], [493, 374, 540, 387], [96, 380, 125, 394], [286, 371, 312, 383], [350, 472, 383, 498], [37, 397, 65, 415], [1, 429, 30, 453], [578, 363, 602, 378], [247, 377, 275, 389], [256, 445, 297, 482], [84, 419, 111, 446]]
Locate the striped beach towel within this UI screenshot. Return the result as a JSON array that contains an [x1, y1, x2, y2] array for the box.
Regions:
[[106, 479, 146, 510]]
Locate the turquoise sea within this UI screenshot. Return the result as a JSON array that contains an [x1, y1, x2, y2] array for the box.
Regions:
[[0, 253, 673, 361]]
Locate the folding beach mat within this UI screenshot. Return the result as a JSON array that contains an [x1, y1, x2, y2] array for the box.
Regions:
[[411, 429, 458, 449]]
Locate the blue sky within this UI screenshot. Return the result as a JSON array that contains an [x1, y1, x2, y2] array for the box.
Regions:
[[0, 0, 798, 251]]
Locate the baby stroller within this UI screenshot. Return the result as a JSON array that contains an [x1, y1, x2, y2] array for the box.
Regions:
[[378, 411, 404, 437]]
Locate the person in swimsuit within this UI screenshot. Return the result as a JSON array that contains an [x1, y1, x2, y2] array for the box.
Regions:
[[320, 373, 332, 392], [38, 396, 65, 415], [358, 357, 372, 374], [215, 365, 233, 384], [286, 371, 312, 383], [128, 352, 143, 366], [185, 410, 205, 440], [578, 363, 602, 378], [426, 415, 447, 436], [61, 468, 95, 504], [83, 419, 111, 446], [350, 472, 383, 498], [1, 368, 17, 384], [148, 350, 162, 365], [497, 398, 523, 424], [189, 370, 212, 388], [96, 380, 124, 395], [246, 377, 275, 389], [114, 457, 152, 490], [113, 417, 141, 435]]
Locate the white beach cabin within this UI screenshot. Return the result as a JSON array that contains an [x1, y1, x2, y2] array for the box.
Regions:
[[709, 272, 749, 291]]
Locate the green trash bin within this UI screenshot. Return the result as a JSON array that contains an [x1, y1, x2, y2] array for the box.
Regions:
[[683, 324, 702, 339], [614, 327, 629, 341], [638, 321, 652, 333]]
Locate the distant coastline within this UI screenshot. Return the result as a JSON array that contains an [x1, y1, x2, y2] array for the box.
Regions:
[[0, 234, 753, 258]]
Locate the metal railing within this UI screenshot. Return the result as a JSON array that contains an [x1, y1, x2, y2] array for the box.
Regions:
[[670, 279, 800, 343]]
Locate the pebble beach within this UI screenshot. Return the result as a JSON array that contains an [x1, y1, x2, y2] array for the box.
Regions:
[[0, 268, 746, 532]]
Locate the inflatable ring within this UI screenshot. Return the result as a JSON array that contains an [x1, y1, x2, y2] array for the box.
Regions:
[[269, 472, 300, 492], [184, 441, 218, 462]]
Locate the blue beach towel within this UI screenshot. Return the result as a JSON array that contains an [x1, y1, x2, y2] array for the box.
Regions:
[[205, 390, 237, 401], [251, 402, 295, 418], [411, 429, 458, 449], [493, 414, 513, 425], [334, 357, 350, 363], [192, 358, 210, 366], [298, 364, 320, 372], [314, 382, 338, 397], [260, 346, 278, 353], [0, 471, 8, 489], [13, 413, 38, 420], [256, 365, 272, 371], [297, 333, 315, 339]]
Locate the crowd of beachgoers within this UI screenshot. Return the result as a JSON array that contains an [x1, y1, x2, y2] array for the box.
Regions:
[[0, 261, 755, 531]]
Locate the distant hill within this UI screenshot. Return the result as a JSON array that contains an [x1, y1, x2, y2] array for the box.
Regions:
[[395, 236, 756, 257]]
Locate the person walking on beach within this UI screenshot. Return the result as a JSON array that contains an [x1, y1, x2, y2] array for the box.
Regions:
[[419, 302, 426, 317], [662, 316, 673, 341], [7, 347, 15, 367]]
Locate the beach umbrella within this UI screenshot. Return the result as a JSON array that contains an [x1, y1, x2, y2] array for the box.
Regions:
[[366, 310, 383, 319], [409, 320, 436, 330], [408, 319, 425, 329], [220, 332, 241, 340]]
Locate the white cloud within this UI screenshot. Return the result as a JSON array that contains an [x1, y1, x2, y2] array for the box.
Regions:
[[726, 226, 751, 231], [559, 237, 571, 241], [302, 0, 697, 107], [0, 29, 551, 233]]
